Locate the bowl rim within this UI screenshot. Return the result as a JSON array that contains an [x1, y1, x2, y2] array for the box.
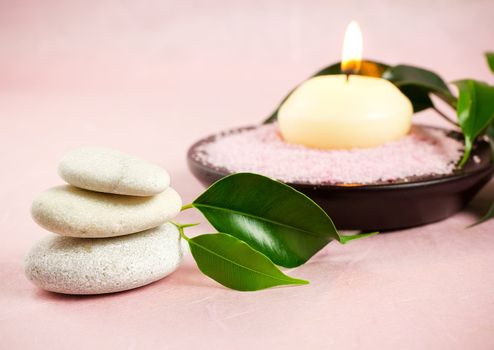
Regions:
[[187, 124, 494, 191]]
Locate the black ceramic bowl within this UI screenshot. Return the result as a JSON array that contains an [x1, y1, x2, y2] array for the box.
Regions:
[[187, 125, 493, 231]]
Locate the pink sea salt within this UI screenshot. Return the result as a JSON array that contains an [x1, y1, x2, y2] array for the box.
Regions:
[[193, 123, 464, 185]]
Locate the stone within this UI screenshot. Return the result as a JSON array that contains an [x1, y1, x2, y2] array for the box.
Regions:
[[31, 185, 182, 238], [24, 223, 187, 295], [58, 146, 170, 196]]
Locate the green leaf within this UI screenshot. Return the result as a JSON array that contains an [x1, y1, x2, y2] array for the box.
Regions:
[[187, 233, 308, 291], [311, 60, 390, 78], [486, 52, 494, 74], [263, 60, 389, 124], [487, 123, 494, 157], [192, 173, 340, 268], [468, 201, 494, 228], [454, 79, 494, 167], [382, 65, 456, 111], [263, 61, 458, 123], [394, 85, 434, 113]]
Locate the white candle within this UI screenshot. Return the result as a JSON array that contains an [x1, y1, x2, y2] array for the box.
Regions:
[[278, 22, 413, 149]]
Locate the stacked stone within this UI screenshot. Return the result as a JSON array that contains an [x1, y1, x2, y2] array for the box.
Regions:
[[25, 147, 186, 295]]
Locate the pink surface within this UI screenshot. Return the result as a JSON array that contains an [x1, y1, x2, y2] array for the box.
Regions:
[[1, 1, 494, 349]]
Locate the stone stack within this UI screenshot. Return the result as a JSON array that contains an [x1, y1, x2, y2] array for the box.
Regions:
[[25, 147, 186, 295]]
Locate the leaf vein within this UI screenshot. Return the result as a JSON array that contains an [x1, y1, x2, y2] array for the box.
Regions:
[[193, 203, 332, 239], [189, 238, 300, 284]]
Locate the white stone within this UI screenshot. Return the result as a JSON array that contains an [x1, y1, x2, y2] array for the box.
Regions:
[[58, 146, 170, 196], [31, 185, 182, 238], [25, 224, 187, 295]]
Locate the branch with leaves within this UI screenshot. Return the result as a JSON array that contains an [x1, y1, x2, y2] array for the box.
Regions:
[[176, 173, 376, 291], [264, 52, 494, 226]]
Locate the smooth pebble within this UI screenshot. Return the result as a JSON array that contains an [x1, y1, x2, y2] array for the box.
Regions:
[[25, 223, 187, 295], [31, 185, 182, 238], [58, 146, 170, 196]]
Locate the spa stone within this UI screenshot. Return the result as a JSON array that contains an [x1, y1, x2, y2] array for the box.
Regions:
[[58, 146, 170, 196], [24, 223, 187, 295], [31, 185, 181, 238]]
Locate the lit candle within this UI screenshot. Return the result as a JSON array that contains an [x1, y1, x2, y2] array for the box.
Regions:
[[278, 21, 413, 149]]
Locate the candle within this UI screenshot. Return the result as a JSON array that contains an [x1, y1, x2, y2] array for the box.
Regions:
[[278, 22, 413, 149]]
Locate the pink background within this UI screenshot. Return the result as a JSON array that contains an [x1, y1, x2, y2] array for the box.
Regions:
[[1, 1, 494, 349]]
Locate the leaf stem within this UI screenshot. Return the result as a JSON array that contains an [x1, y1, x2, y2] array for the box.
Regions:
[[171, 221, 200, 242], [457, 139, 472, 169], [466, 200, 494, 228], [432, 106, 459, 127], [339, 231, 379, 244], [181, 203, 194, 211]]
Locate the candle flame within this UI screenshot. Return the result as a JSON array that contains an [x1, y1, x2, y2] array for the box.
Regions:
[[341, 21, 363, 75]]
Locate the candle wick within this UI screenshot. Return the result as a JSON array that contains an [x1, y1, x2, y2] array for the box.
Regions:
[[345, 73, 350, 82]]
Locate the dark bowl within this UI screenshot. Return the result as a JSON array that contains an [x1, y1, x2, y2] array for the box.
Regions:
[[187, 125, 494, 231]]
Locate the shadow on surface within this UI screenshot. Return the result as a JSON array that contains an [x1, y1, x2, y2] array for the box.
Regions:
[[168, 263, 223, 290], [32, 261, 221, 301], [463, 180, 494, 222]]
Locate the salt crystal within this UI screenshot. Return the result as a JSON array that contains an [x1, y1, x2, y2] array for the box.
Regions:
[[193, 124, 464, 185]]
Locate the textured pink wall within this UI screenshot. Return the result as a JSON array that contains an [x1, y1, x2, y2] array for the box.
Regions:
[[1, 0, 493, 89], [1, 1, 494, 349]]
